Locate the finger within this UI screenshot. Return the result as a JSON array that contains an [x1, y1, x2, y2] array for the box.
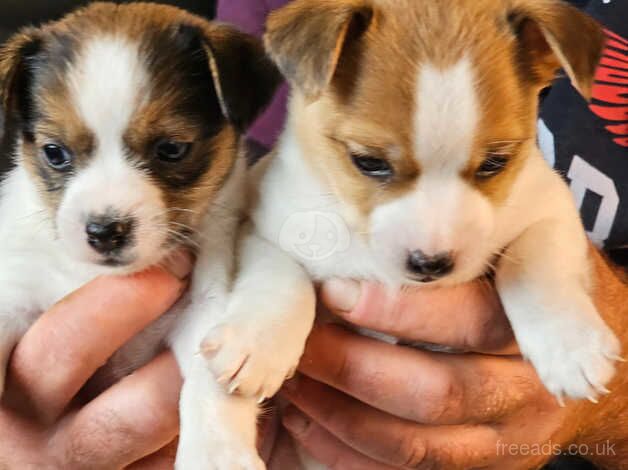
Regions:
[[299, 324, 551, 425], [282, 376, 498, 469], [283, 407, 398, 470], [7, 251, 192, 422], [321, 279, 517, 354], [126, 439, 178, 470], [54, 353, 181, 470]]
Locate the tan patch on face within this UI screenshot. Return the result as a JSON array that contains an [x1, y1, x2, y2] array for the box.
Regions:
[[294, 94, 418, 233], [285, 1, 508, 224], [4, 2, 252, 249], [163, 128, 238, 247], [462, 34, 540, 205], [126, 116, 239, 245], [20, 83, 95, 211], [283, 0, 556, 225]]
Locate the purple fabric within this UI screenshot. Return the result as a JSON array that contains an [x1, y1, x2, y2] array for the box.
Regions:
[[217, 0, 290, 149]]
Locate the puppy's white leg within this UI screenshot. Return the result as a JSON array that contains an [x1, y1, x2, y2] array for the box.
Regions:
[[202, 226, 316, 402], [176, 355, 264, 470], [171, 299, 265, 470], [497, 219, 620, 403]]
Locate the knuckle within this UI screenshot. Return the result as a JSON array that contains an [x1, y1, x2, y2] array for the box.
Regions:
[[419, 374, 464, 424], [397, 433, 428, 469], [64, 409, 130, 468], [462, 319, 496, 351], [331, 349, 352, 385]]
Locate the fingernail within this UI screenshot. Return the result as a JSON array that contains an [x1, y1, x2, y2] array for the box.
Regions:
[[283, 408, 309, 436], [162, 250, 194, 280], [321, 279, 361, 313]]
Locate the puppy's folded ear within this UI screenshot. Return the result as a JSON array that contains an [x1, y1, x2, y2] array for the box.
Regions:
[[508, 0, 605, 100], [201, 24, 282, 132], [0, 28, 43, 141], [264, 0, 373, 100]]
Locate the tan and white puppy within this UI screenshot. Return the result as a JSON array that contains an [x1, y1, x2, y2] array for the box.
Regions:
[[231, 0, 623, 416], [0, 3, 315, 468]]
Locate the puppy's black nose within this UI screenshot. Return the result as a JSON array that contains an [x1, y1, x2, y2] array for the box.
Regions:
[[86, 219, 132, 254], [407, 250, 454, 280]]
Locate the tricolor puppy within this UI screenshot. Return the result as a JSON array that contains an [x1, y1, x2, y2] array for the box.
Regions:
[[241, 0, 622, 410], [0, 2, 314, 468]]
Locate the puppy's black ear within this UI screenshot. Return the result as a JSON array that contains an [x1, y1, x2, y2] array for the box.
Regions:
[[508, 0, 605, 100], [202, 24, 282, 132], [264, 0, 373, 100], [0, 28, 43, 141]]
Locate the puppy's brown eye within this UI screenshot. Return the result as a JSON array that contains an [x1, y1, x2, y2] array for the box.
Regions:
[[476, 154, 508, 179], [351, 155, 393, 180], [43, 144, 73, 171], [155, 140, 191, 162]]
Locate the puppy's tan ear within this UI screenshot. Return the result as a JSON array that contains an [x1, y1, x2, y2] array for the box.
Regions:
[[264, 0, 373, 100], [201, 24, 282, 132], [509, 0, 605, 100], [0, 28, 43, 139]]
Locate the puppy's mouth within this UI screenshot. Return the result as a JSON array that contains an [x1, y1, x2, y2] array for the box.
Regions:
[[96, 255, 135, 268], [406, 274, 440, 284], [75, 219, 196, 273]]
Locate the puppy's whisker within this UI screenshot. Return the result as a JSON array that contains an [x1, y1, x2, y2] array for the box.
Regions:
[[16, 209, 48, 222], [493, 250, 520, 265], [166, 221, 210, 243], [163, 228, 202, 249]]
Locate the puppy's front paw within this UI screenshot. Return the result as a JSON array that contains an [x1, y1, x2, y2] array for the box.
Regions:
[[520, 314, 621, 404], [201, 321, 303, 402]]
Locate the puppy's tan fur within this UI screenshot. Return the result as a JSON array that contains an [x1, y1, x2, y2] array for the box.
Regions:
[[267, 0, 604, 228]]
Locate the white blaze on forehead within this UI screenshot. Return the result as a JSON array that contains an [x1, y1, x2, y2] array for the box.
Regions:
[[63, 34, 154, 216], [68, 35, 149, 144], [414, 57, 479, 174], [367, 56, 492, 274], [58, 35, 166, 269]]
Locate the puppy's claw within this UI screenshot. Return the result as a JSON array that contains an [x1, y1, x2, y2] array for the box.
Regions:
[[257, 395, 266, 404], [597, 385, 611, 395], [217, 372, 231, 387], [555, 394, 566, 408], [200, 340, 220, 358], [609, 354, 626, 363], [228, 382, 239, 395], [587, 396, 599, 404]]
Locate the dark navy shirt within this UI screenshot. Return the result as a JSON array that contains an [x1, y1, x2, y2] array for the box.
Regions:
[[539, 0, 628, 267]]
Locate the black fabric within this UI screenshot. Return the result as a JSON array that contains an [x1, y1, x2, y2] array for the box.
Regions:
[[539, 0, 628, 268], [544, 455, 600, 470]]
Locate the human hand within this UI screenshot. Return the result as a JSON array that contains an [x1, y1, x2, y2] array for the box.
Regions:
[[0, 252, 192, 470], [280, 273, 624, 469]]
